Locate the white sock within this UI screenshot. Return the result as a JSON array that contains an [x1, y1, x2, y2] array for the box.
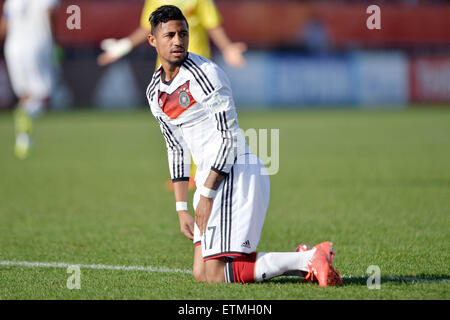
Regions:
[[253, 249, 316, 282]]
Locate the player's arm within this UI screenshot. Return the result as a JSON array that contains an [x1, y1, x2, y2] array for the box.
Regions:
[[197, 0, 247, 68], [97, 0, 154, 66], [195, 142, 232, 236], [173, 180, 194, 241], [195, 65, 239, 235], [126, 27, 150, 47], [47, 7, 58, 41], [0, 17, 7, 40], [195, 170, 225, 236], [0, 4, 9, 40], [208, 26, 247, 68], [41, 0, 60, 41], [97, 27, 149, 66], [156, 116, 193, 240]]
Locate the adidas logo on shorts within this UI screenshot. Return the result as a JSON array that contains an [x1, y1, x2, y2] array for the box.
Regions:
[[241, 240, 251, 249]]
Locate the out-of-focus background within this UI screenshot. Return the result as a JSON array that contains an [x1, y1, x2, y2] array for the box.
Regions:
[[1, 0, 450, 110], [1, 0, 449, 300]]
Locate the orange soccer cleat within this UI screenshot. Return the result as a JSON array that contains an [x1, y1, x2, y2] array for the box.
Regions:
[[304, 241, 342, 287]]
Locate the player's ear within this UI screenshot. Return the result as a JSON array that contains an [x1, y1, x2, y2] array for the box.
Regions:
[[148, 33, 157, 48]]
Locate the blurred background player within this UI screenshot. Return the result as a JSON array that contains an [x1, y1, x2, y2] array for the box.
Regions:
[[0, 0, 60, 159], [97, 0, 247, 190]]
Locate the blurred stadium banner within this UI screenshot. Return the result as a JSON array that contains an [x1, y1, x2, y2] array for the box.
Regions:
[[217, 51, 409, 107], [1, 0, 450, 109], [410, 57, 450, 103]]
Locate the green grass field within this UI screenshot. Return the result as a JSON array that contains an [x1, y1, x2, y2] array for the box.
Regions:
[[0, 107, 449, 300]]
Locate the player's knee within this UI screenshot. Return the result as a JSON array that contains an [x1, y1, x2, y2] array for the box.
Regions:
[[204, 261, 226, 284], [192, 265, 207, 282], [205, 271, 224, 284]]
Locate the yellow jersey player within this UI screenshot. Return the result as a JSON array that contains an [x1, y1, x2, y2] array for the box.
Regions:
[[97, 0, 247, 190], [97, 0, 247, 68]]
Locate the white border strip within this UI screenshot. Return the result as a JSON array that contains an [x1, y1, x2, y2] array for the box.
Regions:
[[1, 260, 449, 283]]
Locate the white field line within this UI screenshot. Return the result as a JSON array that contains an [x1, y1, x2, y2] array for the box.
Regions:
[[1, 260, 449, 283], [0, 260, 192, 274]]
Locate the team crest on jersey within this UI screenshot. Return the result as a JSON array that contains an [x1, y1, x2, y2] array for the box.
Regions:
[[158, 81, 196, 119], [179, 91, 190, 109]]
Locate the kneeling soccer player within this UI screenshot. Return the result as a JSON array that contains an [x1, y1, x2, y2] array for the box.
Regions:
[[146, 5, 342, 286]]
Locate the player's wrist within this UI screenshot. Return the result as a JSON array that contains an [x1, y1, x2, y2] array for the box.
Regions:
[[176, 201, 188, 212], [199, 185, 217, 199], [100, 37, 132, 59]]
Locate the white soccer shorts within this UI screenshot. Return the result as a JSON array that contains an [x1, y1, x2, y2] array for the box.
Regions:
[[193, 153, 270, 260], [5, 42, 54, 99]]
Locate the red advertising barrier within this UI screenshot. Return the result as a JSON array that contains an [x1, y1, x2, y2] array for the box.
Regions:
[[54, 0, 143, 46], [44, 0, 450, 48], [217, 1, 450, 48], [410, 57, 450, 103]]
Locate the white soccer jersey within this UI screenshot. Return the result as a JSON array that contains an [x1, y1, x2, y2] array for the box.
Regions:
[[3, 0, 59, 99], [3, 0, 59, 46], [146, 53, 248, 187]]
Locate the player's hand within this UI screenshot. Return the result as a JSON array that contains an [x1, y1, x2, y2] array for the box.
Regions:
[[223, 42, 247, 68], [97, 38, 132, 67], [97, 51, 120, 66], [177, 211, 194, 240], [195, 196, 214, 236]]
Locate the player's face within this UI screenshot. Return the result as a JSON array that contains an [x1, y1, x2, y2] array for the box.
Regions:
[[149, 20, 189, 67]]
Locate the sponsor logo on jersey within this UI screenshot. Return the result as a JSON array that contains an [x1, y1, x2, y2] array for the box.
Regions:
[[241, 240, 251, 249]]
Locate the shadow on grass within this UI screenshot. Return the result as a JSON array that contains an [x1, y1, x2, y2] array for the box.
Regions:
[[268, 274, 450, 286], [343, 274, 450, 286]]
